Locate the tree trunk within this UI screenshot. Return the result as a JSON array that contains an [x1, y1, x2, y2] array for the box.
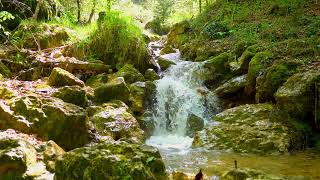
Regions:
[[77, 0, 81, 23], [199, 0, 202, 13], [87, 0, 97, 23], [32, 0, 43, 20]]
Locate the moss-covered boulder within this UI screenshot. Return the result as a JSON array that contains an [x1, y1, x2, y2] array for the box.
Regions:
[[237, 45, 259, 73], [0, 130, 64, 179], [186, 113, 204, 137], [245, 51, 273, 96], [275, 70, 320, 126], [94, 77, 130, 104], [55, 141, 168, 180], [87, 101, 145, 143], [214, 75, 247, 97], [129, 82, 147, 115], [167, 20, 190, 49], [158, 57, 176, 71], [12, 23, 70, 49], [221, 168, 287, 180], [256, 61, 301, 103], [48, 67, 85, 87], [145, 69, 160, 81], [192, 104, 307, 154], [6, 95, 89, 150], [160, 46, 176, 55], [85, 73, 109, 88], [115, 64, 145, 84], [52, 86, 89, 107]]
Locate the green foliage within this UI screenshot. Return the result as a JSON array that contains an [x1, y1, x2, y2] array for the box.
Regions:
[[153, 0, 175, 24], [0, 11, 15, 37], [202, 21, 230, 39]]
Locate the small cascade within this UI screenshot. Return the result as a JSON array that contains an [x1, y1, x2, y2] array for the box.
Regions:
[[146, 42, 215, 151]]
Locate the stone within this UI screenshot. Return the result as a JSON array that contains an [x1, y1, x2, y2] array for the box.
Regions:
[[275, 70, 320, 126], [54, 141, 168, 180], [136, 111, 155, 138], [85, 73, 109, 88], [158, 57, 176, 71], [256, 61, 301, 103], [192, 104, 307, 154], [167, 20, 190, 48], [94, 77, 130, 104], [186, 113, 204, 137], [8, 95, 88, 151], [214, 75, 247, 97], [238, 45, 259, 72], [115, 64, 145, 84], [221, 168, 287, 180], [145, 69, 160, 81], [160, 46, 176, 55], [52, 86, 88, 107], [43, 141, 65, 172], [87, 101, 145, 143], [48, 67, 84, 87], [172, 171, 190, 180], [129, 82, 146, 115]]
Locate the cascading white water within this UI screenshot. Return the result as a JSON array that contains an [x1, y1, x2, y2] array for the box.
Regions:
[[146, 50, 213, 151]]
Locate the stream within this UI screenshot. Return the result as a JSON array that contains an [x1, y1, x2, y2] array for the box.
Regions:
[[146, 41, 320, 179]]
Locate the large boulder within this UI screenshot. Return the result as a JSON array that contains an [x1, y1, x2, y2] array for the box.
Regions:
[[256, 61, 301, 103], [214, 75, 247, 97], [94, 77, 130, 104], [275, 70, 320, 127], [192, 104, 307, 154], [114, 64, 145, 84], [145, 69, 160, 81], [87, 101, 145, 143], [1, 95, 89, 151], [0, 130, 65, 179], [186, 113, 204, 137], [52, 86, 89, 108], [54, 141, 168, 180], [129, 82, 147, 115], [48, 67, 85, 87]]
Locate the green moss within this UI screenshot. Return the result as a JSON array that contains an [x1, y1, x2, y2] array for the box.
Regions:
[[85, 73, 109, 88], [48, 67, 84, 87], [52, 86, 88, 107], [204, 52, 231, 74], [115, 64, 145, 84], [0, 61, 11, 77]]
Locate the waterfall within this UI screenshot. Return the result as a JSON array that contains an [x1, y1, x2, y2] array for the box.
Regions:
[[146, 49, 215, 150]]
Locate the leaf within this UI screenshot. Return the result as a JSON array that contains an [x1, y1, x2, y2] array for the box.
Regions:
[[146, 156, 155, 164]]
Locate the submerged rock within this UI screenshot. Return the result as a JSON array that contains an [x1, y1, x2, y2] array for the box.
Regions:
[[2, 95, 89, 151], [52, 86, 88, 107], [275, 70, 320, 127], [94, 77, 130, 104], [54, 141, 168, 180], [186, 113, 204, 137], [192, 104, 306, 154], [87, 101, 145, 143], [48, 67, 85, 87]]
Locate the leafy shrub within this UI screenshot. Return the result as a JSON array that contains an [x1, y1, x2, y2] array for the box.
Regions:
[[202, 21, 230, 39]]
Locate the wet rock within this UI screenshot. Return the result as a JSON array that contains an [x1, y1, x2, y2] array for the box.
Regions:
[[186, 113, 204, 137], [85, 73, 109, 88], [275, 70, 320, 126], [55, 141, 168, 179], [214, 75, 247, 97], [256, 61, 301, 103], [6, 95, 88, 151], [115, 64, 145, 84], [52, 86, 88, 107], [221, 168, 286, 180], [203, 52, 231, 85], [167, 20, 190, 48], [192, 104, 306, 154], [0, 130, 59, 180], [87, 101, 145, 143], [129, 82, 147, 115], [137, 111, 155, 138], [48, 67, 85, 87], [158, 57, 176, 70], [172, 171, 191, 180], [160, 46, 176, 55], [94, 77, 130, 104], [237, 45, 259, 73], [145, 69, 160, 81]]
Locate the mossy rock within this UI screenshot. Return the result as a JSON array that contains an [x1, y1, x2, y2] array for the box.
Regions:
[[275, 70, 320, 126], [87, 101, 145, 143], [85, 73, 109, 88], [129, 82, 146, 115], [186, 113, 204, 137], [214, 74, 247, 97], [237, 45, 259, 73], [245, 51, 273, 96], [0, 61, 11, 77], [192, 103, 307, 154], [48, 67, 84, 87], [157, 57, 176, 71], [55, 141, 168, 180], [144, 69, 160, 81], [9, 95, 88, 151], [0, 87, 15, 100], [167, 20, 190, 48], [136, 111, 155, 138], [52, 86, 89, 107], [94, 77, 130, 104], [256, 61, 301, 103], [160, 46, 176, 55], [115, 64, 145, 84], [221, 168, 287, 180]]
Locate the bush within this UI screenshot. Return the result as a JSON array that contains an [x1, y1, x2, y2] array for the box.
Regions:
[[202, 21, 230, 39]]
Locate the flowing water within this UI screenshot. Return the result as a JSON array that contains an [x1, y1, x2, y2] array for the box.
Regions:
[[146, 42, 320, 179]]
